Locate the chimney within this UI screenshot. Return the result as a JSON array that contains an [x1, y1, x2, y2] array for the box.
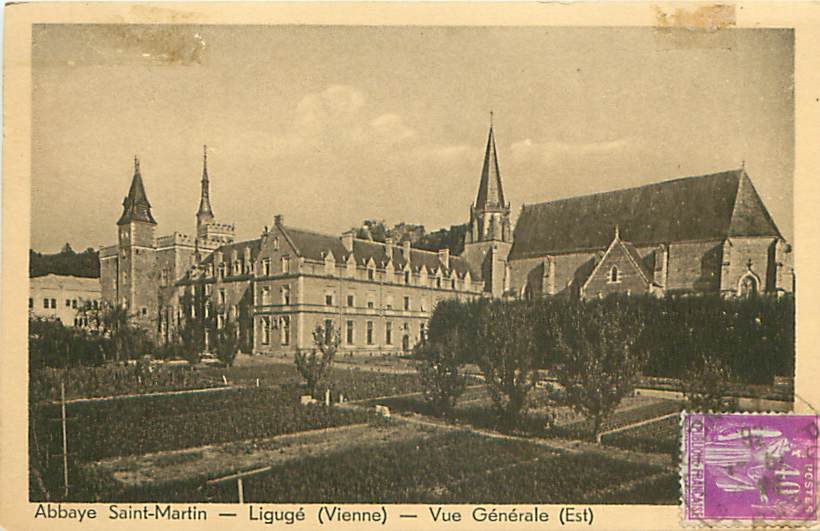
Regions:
[[403, 240, 412, 260], [385, 237, 394, 260], [274, 214, 284, 227], [438, 248, 450, 269], [342, 229, 355, 253]]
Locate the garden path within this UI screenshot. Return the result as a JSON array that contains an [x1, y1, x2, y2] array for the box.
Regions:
[[85, 420, 443, 490]]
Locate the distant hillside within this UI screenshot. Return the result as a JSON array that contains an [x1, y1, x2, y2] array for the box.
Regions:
[[30, 244, 99, 278]]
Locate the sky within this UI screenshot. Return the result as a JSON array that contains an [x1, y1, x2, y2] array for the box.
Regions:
[[31, 25, 794, 252]]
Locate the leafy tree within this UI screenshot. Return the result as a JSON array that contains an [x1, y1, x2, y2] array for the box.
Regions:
[[553, 300, 646, 442], [213, 319, 240, 367], [415, 223, 468, 255], [681, 355, 734, 412], [416, 336, 467, 418], [475, 301, 540, 430], [30, 246, 100, 278], [295, 321, 341, 398], [174, 289, 209, 364]]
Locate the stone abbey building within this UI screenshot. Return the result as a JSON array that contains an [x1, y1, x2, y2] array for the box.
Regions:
[[100, 125, 794, 355]]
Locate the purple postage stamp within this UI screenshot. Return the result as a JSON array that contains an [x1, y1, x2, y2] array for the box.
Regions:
[[682, 413, 818, 526]]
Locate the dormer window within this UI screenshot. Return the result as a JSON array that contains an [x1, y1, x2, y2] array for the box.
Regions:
[[608, 266, 620, 283], [404, 271, 410, 284]]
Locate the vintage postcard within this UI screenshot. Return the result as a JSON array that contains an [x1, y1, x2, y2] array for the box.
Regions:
[[2, 2, 820, 530]]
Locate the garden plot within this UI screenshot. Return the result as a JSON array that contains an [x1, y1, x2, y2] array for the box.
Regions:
[[600, 415, 680, 455], [198, 430, 671, 504], [80, 420, 444, 502], [368, 385, 681, 442]]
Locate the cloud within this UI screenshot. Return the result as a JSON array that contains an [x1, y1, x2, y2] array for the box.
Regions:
[[371, 113, 416, 144], [510, 137, 634, 165], [269, 85, 471, 162]]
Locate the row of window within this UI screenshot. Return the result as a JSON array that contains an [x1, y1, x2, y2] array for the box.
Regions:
[[211, 255, 290, 279], [30, 298, 99, 310], [258, 317, 425, 347], [324, 260, 464, 289]]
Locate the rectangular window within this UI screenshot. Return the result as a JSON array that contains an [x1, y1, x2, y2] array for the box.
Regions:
[[367, 268, 375, 280], [346, 320, 354, 344], [262, 259, 271, 276], [404, 296, 411, 311], [281, 316, 290, 345], [282, 285, 291, 305], [28, 298, 33, 309], [261, 287, 271, 305], [43, 298, 48, 309], [325, 293, 334, 306], [420, 322, 426, 341], [205, 284, 212, 296], [217, 314, 224, 329], [347, 294, 354, 307], [367, 321, 374, 345], [72, 299, 78, 309], [281, 256, 290, 273], [51, 298, 57, 308], [66, 299, 71, 307], [404, 271, 410, 284], [218, 289, 226, 305], [261, 317, 271, 345], [386, 322, 393, 344], [218, 264, 226, 279]]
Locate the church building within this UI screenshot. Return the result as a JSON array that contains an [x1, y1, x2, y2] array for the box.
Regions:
[[98, 122, 794, 354]]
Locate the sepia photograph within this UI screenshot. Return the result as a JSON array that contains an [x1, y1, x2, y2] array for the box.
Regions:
[[20, 17, 801, 514]]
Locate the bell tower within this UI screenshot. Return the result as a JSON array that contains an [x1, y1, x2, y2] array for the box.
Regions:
[[462, 115, 512, 297]]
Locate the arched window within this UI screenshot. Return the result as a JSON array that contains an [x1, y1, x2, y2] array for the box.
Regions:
[[739, 274, 759, 298], [609, 266, 620, 283]]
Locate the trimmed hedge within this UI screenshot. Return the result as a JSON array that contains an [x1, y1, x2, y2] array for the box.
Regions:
[[428, 294, 793, 385]]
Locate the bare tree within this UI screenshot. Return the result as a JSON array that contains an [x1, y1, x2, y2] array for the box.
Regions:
[[295, 321, 341, 398]]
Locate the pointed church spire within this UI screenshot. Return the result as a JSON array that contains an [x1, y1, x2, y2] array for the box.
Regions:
[[197, 144, 215, 226], [475, 115, 506, 209], [117, 155, 156, 225]]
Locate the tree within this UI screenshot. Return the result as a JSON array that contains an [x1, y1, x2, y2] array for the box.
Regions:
[[553, 300, 646, 442], [416, 335, 467, 418], [213, 319, 240, 367], [681, 354, 734, 412], [475, 301, 540, 430], [295, 321, 341, 398]]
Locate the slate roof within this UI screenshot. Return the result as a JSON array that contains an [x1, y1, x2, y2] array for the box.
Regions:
[[620, 241, 652, 282], [282, 225, 477, 278], [199, 238, 262, 266], [509, 169, 783, 260], [475, 126, 506, 209], [117, 158, 156, 225]]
